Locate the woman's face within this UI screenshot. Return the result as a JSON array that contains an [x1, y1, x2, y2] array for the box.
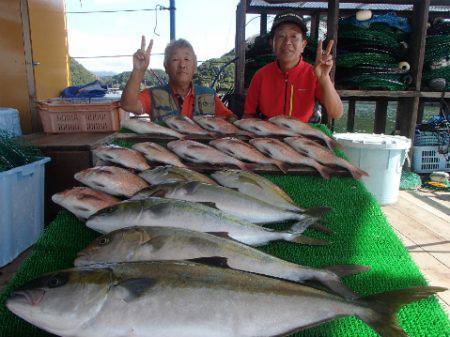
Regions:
[[272, 23, 307, 65]]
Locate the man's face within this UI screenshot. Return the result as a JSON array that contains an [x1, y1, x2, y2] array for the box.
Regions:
[[165, 47, 196, 85], [272, 23, 307, 65]]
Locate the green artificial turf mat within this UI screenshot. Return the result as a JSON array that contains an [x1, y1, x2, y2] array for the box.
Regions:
[[1, 126, 449, 337]]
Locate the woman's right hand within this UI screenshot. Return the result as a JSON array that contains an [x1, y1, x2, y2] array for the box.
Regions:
[[133, 35, 153, 72]]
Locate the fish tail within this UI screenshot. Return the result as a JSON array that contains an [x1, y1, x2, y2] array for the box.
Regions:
[[314, 163, 333, 179], [313, 273, 360, 300], [302, 206, 332, 217], [236, 161, 253, 171], [309, 222, 333, 234], [294, 212, 333, 234], [360, 286, 446, 337], [324, 264, 371, 278], [349, 166, 369, 180], [287, 218, 330, 245], [290, 235, 330, 246], [273, 160, 289, 173], [327, 138, 345, 152]]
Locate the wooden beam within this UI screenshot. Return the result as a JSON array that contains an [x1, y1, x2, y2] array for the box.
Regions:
[[347, 98, 356, 132], [260, 13, 267, 35], [234, 0, 247, 115], [338, 90, 417, 98], [310, 11, 320, 42], [374, 99, 388, 134], [417, 101, 425, 124]]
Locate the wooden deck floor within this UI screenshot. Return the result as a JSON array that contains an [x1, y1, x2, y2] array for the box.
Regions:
[[382, 189, 450, 315]]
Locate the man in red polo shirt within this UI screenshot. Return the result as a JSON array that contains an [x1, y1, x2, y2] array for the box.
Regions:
[[121, 36, 235, 122], [245, 13, 343, 122]]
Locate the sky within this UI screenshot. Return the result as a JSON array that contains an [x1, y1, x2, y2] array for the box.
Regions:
[[65, 0, 269, 73]]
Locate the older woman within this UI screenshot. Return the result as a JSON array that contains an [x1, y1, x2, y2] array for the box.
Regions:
[[245, 12, 343, 122], [121, 37, 234, 121]]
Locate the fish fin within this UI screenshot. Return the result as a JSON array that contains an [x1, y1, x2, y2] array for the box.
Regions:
[[324, 264, 371, 278], [360, 286, 447, 337], [74, 206, 90, 212], [314, 164, 333, 180], [206, 231, 233, 240], [290, 235, 330, 246], [303, 278, 360, 301], [115, 278, 157, 302], [186, 256, 230, 269], [197, 201, 221, 210]]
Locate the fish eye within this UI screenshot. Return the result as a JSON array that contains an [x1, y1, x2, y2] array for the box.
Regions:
[[48, 277, 61, 288], [97, 237, 110, 246]]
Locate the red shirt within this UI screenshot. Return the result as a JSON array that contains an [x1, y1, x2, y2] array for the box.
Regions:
[[245, 60, 324, 122], [138, 84, 234, 119]]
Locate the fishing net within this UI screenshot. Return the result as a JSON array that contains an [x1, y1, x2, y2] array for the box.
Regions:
[[0, 131, 42, 172], [422, 21, 450, 90], [336, 16, 411, 91], [399, 170, 422, 190]]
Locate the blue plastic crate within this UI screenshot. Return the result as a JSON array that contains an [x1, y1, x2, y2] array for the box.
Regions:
[[0, 157, 50, 267]]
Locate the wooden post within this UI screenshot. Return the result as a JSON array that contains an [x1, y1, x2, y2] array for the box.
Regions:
[[400, 0, 430, 142], [260, 13, 267, 35], [347, 98, 355, 132], [233, 0, 247, 115], [417, 101, 425, 124], [323, 0, 339, 127], [374, 99, 388, 134], [310, 11, 320, 42], [326, 0, 339, 81]]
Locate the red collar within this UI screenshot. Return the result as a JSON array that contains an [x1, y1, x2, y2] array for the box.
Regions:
[[274, 58, 305, 78]]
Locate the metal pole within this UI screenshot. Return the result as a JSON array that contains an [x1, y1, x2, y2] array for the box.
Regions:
[[170, 0, 176, 41]]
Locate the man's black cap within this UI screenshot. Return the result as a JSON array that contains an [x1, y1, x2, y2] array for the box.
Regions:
[[270, 12, 308, 37]]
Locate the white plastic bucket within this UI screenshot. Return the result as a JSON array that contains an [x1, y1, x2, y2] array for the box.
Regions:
[[334, 133, 411, 205]]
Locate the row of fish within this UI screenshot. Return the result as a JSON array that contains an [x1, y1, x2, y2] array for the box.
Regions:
[[94, 136, 367, 179], [10, 163, 445, 336], [6, 246, 445, 337], [9, 134, 439, 336], [122, 115, 342, 147]]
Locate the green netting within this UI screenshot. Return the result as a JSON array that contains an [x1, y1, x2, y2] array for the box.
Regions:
[[422, 65, 450, 90], [1, 126, 449, 337], [336, 73, 408, 91], [336, 52, 398, 69], [338, 24, 403, 48], [0, 132, 43, 172], [400, 170, 422, 190]]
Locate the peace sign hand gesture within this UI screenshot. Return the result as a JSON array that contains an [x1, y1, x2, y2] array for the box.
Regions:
[[314, 39, 334, 81], [133, 35, 153, 73]]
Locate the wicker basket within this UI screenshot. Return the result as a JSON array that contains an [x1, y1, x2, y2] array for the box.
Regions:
[[38, 98, 122, 133]]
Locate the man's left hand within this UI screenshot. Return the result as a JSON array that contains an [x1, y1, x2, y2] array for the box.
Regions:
[[314, 39, 334, 81]]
